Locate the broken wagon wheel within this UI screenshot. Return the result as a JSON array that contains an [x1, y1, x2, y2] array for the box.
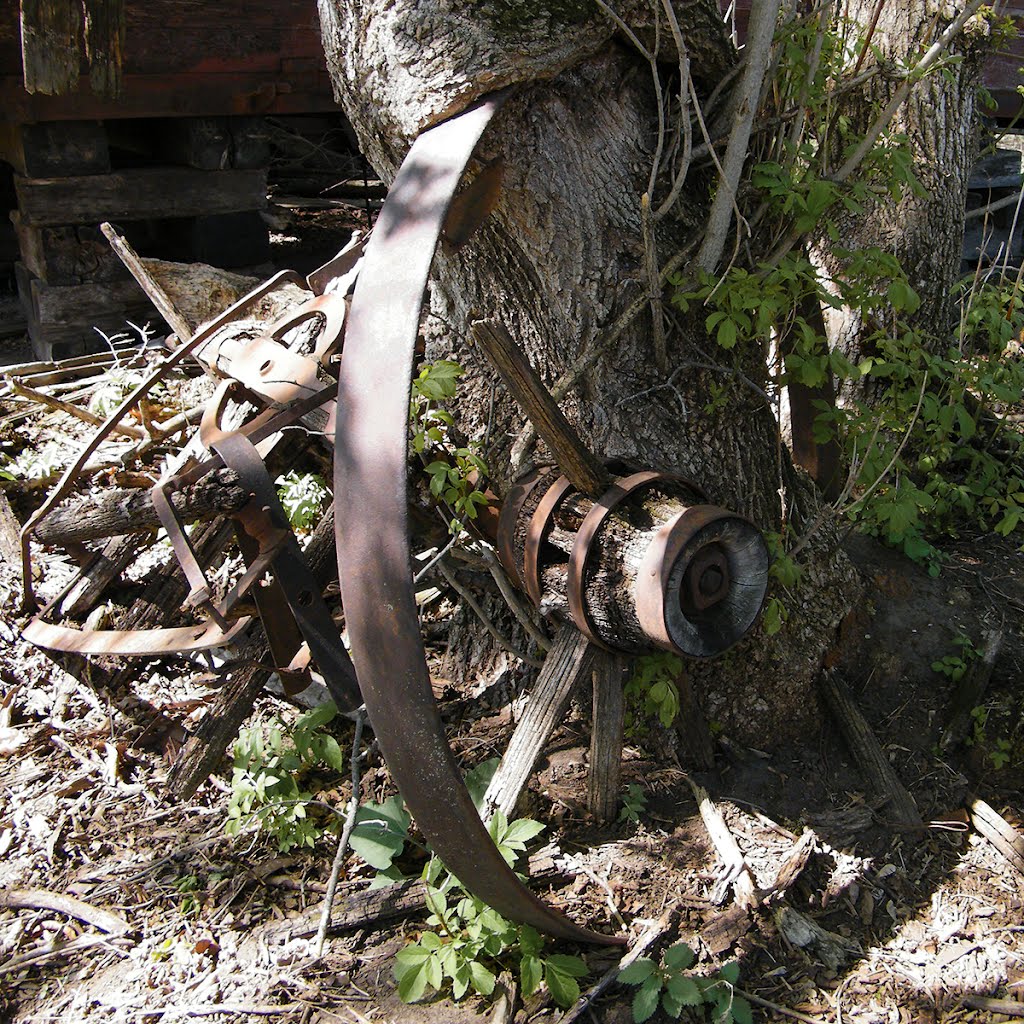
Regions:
[[331, 88, 770, 942], [334, 91, 621, 945], [335, 87, 770, 942], [20, 251, 358, 693]]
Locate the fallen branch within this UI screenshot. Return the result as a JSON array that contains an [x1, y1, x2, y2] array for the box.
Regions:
[[100, 222, 193, 343], [939, 629, 1003, 753], [970, 797, 1024, 876], [961, 994, 1024, 1016], [683, 775, 758, 910], [5, 377, 146, 440], [313, 708, 367, 958], [818, 669, 921, 827], [0, 887, 131, 935], [33, 468, 249, 545]]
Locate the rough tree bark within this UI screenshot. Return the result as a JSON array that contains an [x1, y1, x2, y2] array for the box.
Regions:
[[316, 0, 975, 744], [819, 0, 988, 375]]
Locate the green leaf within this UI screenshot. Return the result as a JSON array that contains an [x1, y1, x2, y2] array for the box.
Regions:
[[502, 818, 546, 846], [665, 974, 702, 1005], [731, 996, 754, 1024], [663, 943, 695, 970], [716, 318, 738, 349], [662, 990, 685, 1019], [545, 954, 588, 977], [317, 735, 344, 772], [545, 960, 584, 1008], [632, 977, 663, 1023], [518, 925, 543, 958], [719, 961, 741, 985], [350, 798, 410, 870], [520, 954, 543, 996], [468, 960, 496, 996]]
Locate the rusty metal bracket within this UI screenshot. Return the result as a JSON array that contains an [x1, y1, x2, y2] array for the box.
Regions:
[[333, 92, 621, 945], [496, 465, 552, 592], [523, 474, 576, 608]]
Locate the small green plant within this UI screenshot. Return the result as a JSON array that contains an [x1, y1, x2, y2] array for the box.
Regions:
[[990, 737, 1014, 770], [618, 945, 752, 1023], [931, 634, 977, 683], [618, 783, 648, 824], [390, 758, 587, 1008], [172, 873, 203, 917], [226, 702, 345, 851], [624, 653, 683, 735], [410, 359, 490, 534], [2, 443, 63, 481], [275, 470, 330, 530], [394, 843, 588, 1007]]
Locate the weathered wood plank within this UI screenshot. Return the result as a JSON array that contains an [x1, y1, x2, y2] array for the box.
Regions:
[[483, 626, 595, 820], [19, 0, 82, 96], [0, 71, 337, 121], [15, 167, 267, 226], [587, 652, 626, 823], [471, 319, 611, 498], [0, 120, 109, 177]]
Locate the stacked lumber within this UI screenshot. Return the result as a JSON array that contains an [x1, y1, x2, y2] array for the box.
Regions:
[[3, 117, 271, 360]]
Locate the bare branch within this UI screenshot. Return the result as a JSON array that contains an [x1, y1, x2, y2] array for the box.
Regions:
[[696, 0, 783, 272]]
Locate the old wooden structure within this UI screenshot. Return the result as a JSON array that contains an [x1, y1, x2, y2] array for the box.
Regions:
[[1, 0, 339, 359]]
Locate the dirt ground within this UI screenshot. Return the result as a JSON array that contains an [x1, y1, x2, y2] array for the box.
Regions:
[[1, 210, 1023, 1024]]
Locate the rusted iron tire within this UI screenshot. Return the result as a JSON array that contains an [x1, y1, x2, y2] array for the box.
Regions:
[[333, 93, 622, 945]]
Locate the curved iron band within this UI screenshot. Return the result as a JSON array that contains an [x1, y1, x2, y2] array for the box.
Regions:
[[199, 379, 281, 452], [565, 472, 667, 652], [211, 432, 361, 711], [496, 466, 552, 591], [334, 93, 621, 946], [21, 614, 252, 657], [523, 474, 575, 608], [152, 477, 217, 612], [635, 503, 742, 655]]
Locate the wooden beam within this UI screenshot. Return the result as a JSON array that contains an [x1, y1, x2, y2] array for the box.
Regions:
[[483, 625, 595, 821], [15, 166, 267, 226], [471, 319, 610, 497]]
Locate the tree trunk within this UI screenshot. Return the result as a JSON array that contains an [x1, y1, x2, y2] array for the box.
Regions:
[[317, 0, 864, 745], [820, 0, 986, 375]]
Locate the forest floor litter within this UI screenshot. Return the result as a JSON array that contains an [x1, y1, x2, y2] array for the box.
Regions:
[[1, 207, 1023, 1024]]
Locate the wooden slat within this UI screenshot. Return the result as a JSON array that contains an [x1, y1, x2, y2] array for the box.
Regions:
[[0, 72, 336, 121], [19, 0, 82, 96], [15, 167, 267, 226]]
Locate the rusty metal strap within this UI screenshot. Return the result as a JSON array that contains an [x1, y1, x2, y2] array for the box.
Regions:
[[210, 432, 360, 711], [334, 92, 620, 945]]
